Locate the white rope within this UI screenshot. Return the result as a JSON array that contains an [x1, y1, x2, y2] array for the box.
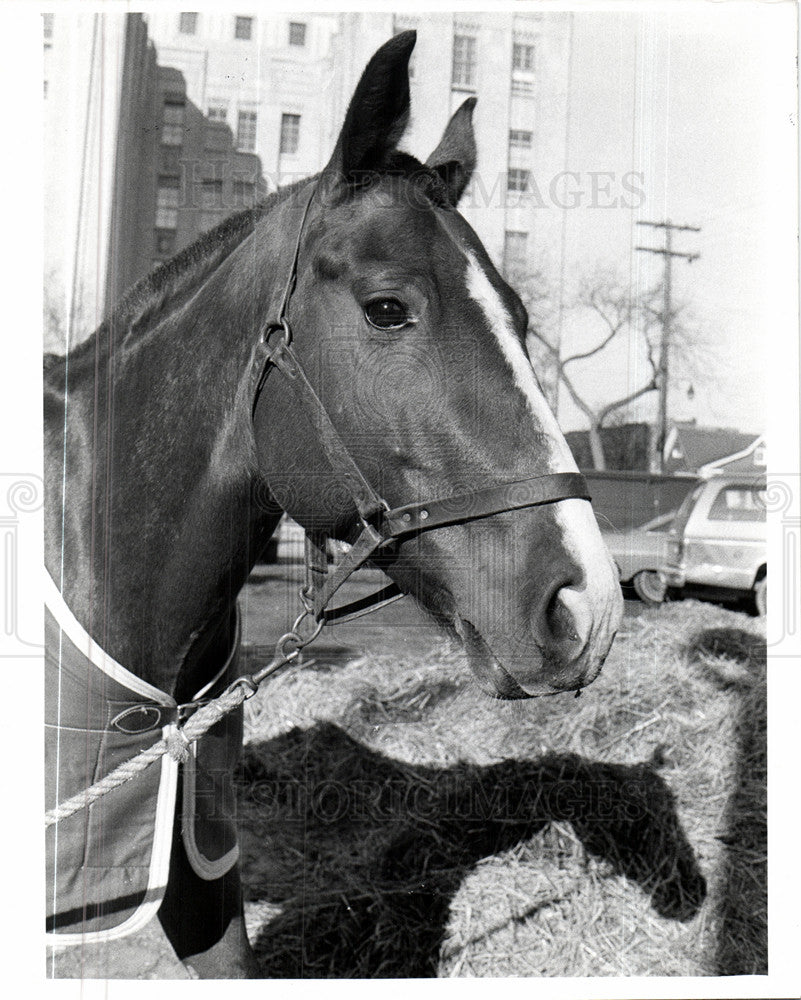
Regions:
[[44, 681, 251, 828]]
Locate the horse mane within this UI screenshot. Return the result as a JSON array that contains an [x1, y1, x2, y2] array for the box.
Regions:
[[43, 154, 447, 379], [44, 177, 309, 375]]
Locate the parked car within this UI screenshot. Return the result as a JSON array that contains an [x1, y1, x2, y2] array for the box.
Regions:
[[659, 474, 767, 615], [603, 511, 675, 605]]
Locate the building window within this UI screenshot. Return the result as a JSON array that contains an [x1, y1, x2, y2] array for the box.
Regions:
[[207, 103, 227, 123], [509, 129, 533, 149], [161, 125, 183, 147], [160, 145, 181, 173], [512, 41, 536, 95], [236, 109, 257, 151], [156, 178, 180, 229], [162, 98, 185, 146], [507, 168, 531, 193], [512, 43, 536, 72], [288, 22, 306, 47], [199, 179, 223, 210], [179, 12, 198, 35], [233, 180, 256, 207], [452, 34, 477, 89], [503, 231, 528, 274], [234, 16, 253, 40], [155, 229, 176, 255], [279, 113, 300, 155]]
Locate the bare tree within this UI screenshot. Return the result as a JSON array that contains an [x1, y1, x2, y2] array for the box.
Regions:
[[507, 261, 715, 471], [526, 269, 663, 469], [505, 261, 562, 412]]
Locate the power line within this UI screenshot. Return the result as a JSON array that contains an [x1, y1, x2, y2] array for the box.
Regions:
[[635, 219, 701, 472]]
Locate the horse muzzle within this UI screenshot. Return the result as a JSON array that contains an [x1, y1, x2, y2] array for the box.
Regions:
[[457, 575, 623, 699]]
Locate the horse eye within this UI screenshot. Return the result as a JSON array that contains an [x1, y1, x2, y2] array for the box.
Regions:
[[364, 298, 409, 330]]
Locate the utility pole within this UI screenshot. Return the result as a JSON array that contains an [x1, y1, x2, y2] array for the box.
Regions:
[[636, 220, 700, 472]]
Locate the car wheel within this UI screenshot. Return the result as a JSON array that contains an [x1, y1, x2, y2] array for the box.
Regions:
[[632, 570, 667, 606], [753, 576, 767, 617]]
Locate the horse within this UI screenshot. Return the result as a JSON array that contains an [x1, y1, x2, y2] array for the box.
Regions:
[[44, 31, 622, 978]]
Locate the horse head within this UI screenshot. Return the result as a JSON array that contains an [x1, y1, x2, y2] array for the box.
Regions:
[[252, 31, 622, 699]]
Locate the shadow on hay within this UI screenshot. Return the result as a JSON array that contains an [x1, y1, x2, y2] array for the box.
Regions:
[[687, 626, 767, 975], [237, 723, 706, 977]]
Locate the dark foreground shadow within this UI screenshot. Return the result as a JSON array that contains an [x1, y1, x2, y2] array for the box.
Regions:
[[236, 723, 706, 977], [688, 627, 767, 975]]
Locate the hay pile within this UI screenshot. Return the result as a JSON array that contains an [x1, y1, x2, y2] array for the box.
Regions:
[[236, 599, 766, 977]]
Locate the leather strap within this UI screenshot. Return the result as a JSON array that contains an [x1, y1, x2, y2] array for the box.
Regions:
[[305, 472, 590, 624], [250, 180, 593, 629], [309, 522, 386, 620], [380, 472, 590, 537], [259, 335, 591, 624], [270, 343, 389, 524], [320, 584, 404, 624]]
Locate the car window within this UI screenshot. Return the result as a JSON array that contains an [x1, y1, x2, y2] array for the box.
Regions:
[[708, 485, 766, 522]]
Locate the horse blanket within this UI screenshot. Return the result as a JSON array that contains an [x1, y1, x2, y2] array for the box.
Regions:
[[45, 575, 241, 945]]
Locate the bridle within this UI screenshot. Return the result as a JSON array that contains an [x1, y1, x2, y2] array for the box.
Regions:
[[250, 181, 591, 626], [41, 180, 594, 833]]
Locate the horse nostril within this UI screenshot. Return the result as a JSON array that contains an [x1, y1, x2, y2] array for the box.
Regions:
[[540, 581, 592, 661], [545, 588, 581, 644]]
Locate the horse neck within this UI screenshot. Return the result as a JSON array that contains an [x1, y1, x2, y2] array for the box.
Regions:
[[44, 195, 301, 697]]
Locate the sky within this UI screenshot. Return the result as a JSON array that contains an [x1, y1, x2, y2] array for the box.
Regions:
[[552, 4, 796, 435]]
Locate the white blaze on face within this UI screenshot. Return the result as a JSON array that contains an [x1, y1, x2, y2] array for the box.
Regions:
[[464, 251, 576, 470], [464, 251, 616, 592]]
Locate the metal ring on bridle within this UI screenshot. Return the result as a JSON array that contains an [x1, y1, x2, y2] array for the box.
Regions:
[[290, 609, 325, 647], [260, 316, 292, 351], [275, 630, 304, 659]]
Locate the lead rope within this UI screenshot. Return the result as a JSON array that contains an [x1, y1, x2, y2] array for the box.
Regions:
[[44, 601, 323, 829]]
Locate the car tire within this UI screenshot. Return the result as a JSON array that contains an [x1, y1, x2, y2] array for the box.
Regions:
[[632, 570, 667, 606], [753, 576, 767, 617]]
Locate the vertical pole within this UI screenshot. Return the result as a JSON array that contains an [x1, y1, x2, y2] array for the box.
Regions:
[[636, 220, 699, 472], [657, 223, 673, 472]]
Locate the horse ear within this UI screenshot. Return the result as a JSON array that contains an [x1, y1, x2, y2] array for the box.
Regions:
[[425, 97, 477, 206], [322, 31, 415, 193]]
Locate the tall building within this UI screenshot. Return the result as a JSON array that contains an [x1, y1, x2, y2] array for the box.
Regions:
[[143, 11, 571, 404], [45, 11, 572, 369], [43, 12, 269, 347], [144, 11, 341, 187], [146, 64, 268, 275], [331, 12, 572, 279], [144, 11, 572, 278]]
